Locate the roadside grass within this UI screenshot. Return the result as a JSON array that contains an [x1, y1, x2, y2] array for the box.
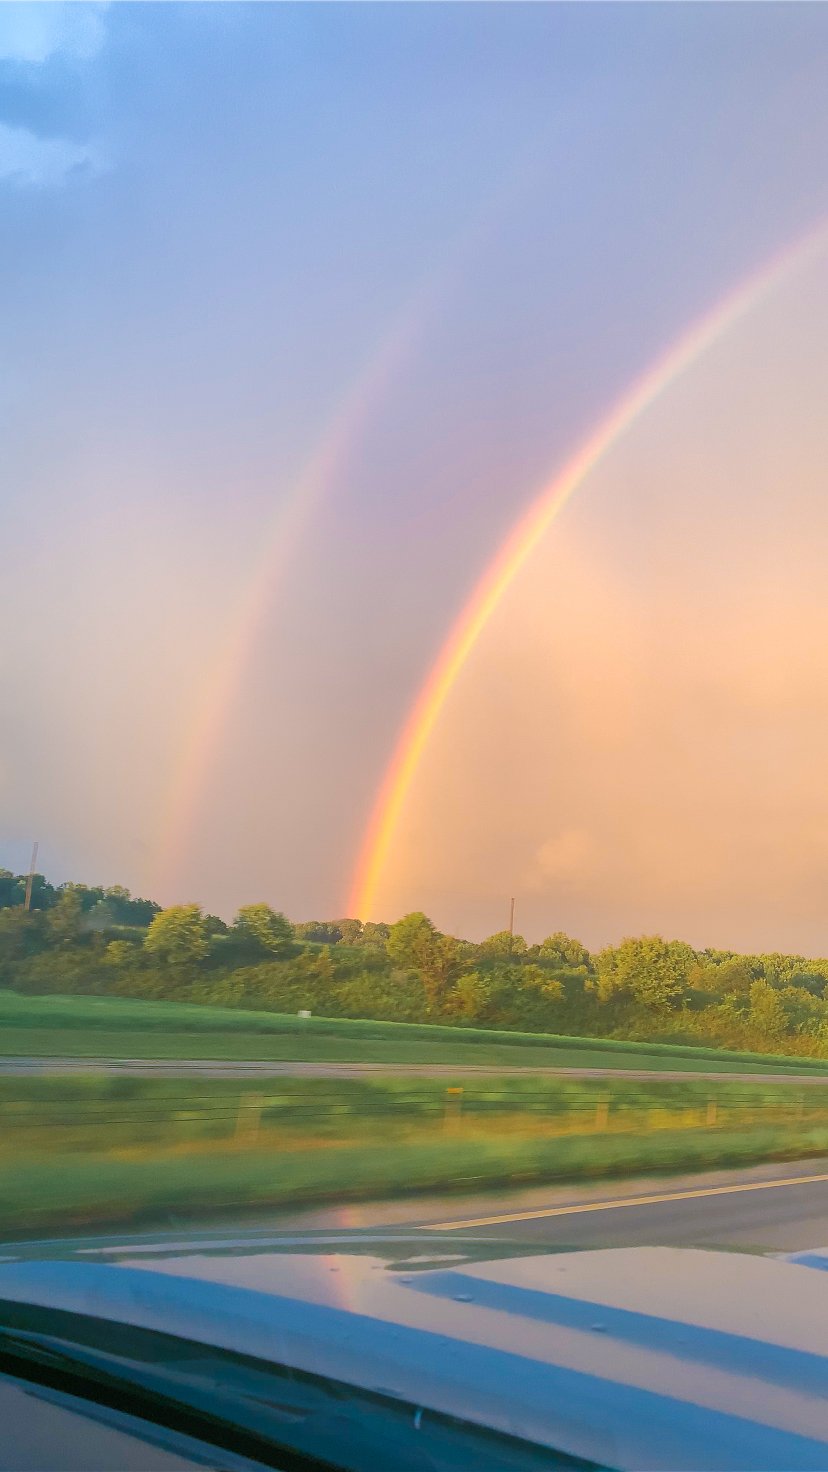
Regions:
[[3, 1072, 828, 1236], [4, 1120, 828, 1238], [1, 1026, 791, 1071], [3, 991, 828, 1075]]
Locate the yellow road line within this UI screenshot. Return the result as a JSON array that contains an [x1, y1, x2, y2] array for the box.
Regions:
[[424, 1170, 828, 1230]]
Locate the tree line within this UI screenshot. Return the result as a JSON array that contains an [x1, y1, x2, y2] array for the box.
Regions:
[[2, 867, 828, 1055]]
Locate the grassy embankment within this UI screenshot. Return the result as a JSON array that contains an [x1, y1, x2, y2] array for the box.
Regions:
[[3, 1070, 828, 1237], [4, 990, 828, 1074]]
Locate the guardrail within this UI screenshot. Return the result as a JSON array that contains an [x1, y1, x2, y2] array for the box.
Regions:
[[3, 1085, 827, 1153]]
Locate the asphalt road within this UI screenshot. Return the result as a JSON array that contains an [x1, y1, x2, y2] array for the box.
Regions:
[[4, 1056, 828, 1084], [272, 1156, 828, 1254]]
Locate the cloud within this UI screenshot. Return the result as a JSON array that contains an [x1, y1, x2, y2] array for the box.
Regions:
[[0, 3, 109, 65], [0, 121, 99, 188], [0, 4, 109, 189], [523, 830, 597, 894]]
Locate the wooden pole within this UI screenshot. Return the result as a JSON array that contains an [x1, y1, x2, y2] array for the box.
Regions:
[[23, 841, 38, 912]]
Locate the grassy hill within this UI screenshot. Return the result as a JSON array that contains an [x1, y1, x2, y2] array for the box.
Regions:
[[3, 990, 828, 1075]]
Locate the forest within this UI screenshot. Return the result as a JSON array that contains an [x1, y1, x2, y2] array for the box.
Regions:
[[2, 867, 828, 1057]]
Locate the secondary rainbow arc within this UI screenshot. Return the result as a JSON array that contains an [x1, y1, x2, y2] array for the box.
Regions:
[[149, 174, 521, 900], [150, 301, 426, 900]]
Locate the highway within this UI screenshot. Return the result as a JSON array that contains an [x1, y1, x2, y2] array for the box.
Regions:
[[274, 1156, 828, 1253], [3, 1056, 828, 1084]]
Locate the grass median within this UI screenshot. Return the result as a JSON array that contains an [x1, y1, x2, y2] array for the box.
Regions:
[[3, 1073, 828, 1237], [4, 991, 828, 1074]]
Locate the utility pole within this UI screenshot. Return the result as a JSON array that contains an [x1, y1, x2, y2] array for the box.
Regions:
[[23, 841, 39, 912], [508, 896, 515, 937]]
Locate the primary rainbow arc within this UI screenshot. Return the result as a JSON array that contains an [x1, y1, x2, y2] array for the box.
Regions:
[[349, 219, 828, 920]]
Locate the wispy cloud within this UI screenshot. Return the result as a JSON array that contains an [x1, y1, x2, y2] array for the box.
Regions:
[[0, 121, 99, 188], [0, 3, 109, 66], [523, 830, 597, 895], [0, 4, 109, 189]]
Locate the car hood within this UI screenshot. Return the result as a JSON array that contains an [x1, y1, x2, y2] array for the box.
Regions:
[[1, 1231, 828, 1471]]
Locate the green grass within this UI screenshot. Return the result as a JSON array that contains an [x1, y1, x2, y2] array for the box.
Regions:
[[3, 1071, 826, 1236], [3, 990, 828, 1075], [4, 1118, 828, 1239], [7, 1027, 828, 1073]]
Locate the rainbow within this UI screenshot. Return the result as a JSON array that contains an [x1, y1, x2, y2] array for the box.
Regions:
[[349, 218, 828, 920], [151, 299, 429, 899], [150, 159, 532, 900]]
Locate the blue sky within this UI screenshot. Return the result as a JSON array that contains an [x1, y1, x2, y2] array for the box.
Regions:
[[2, 4, 827, 945]]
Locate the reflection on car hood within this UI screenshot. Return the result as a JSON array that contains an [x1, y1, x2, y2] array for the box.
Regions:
[[1, 1231, 828, 1471]]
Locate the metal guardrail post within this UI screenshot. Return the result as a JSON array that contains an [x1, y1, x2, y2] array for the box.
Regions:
[[235, 1092, 264, 1146], [444, 1086, 463, 1131]]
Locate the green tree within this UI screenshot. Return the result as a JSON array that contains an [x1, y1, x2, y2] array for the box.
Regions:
[[478, 930, 528, 962], [294, 920, 343, 945], [1, 872, 57, 911], [307, 944, 335, 988], [387, 912, 437, 971], [757, 953, 805, 988], [777, 985, 823, 1037], [105, 939, 136, 967], [688, 958, 753, 998], [536, 932, 592, 972], [386, 912, 463, 1012], [748, 979, 787, 1043], [44, 889, 84, 944], [335, 918, 364, 946], [0, 908, 43, 974], [597, 936, 695, 1009], [789, 969, 828, 999], [0, 870, 24, 908], [233, 904, 293, 956], [335, 968, 426, 1022], [444, 970, 492, 1021], [446, 963, 563, 1029], [102, 886, 160, 927], [292, 946, 336, 1008], [143, 905, 209, 968], [360, 921, 391, 949], [57, 882, 104, 912]]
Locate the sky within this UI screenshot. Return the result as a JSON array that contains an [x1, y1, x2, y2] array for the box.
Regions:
[[1, 2, 827, 953]]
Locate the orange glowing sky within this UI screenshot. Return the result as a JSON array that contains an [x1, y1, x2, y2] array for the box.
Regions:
[[367, 252, 828, 952]]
